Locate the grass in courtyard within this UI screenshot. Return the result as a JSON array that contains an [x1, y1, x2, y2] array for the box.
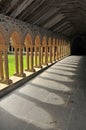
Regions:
[[8, 54, 52, 77], [8, 54, 26, 77]]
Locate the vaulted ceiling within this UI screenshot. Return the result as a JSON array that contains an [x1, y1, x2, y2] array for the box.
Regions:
[[0, 0, 86, 39]]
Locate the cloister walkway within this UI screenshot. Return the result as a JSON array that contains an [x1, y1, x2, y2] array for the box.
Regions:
[[0, 56, 86, 130]]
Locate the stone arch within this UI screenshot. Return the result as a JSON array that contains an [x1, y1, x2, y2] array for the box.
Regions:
[[8, 31, 26, 77], [24, 33, 33, 47], [35, 35, 41, 46], [34, 34, 42, 68], [0, 24, 10, 46], [10, 31, 21, 48], [56, 38, 59, 60], [42, 36, 47, 46], [0, 30, 12, 84], [42, 36, 48, 65], [48, 37, 52, 46], [52, 38, 56, 46], [52, 38, 56, 61], [59, 38, 63, 59], [24, 33, 35, 72], [0, 32, 5, 47], [0, 32, 5, 81], [47, 37, 52, 63]]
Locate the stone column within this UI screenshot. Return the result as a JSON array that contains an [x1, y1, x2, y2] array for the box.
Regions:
[[61, 41, 63, 58], [19, 47, 26, 77], [69, 43, 71, 55], [14, 48, 19, 76], [53, 45, 55, 61], [67, 44, 68, 56], [30, 46, 35, 72], [4, 49, 12, 84], [63, 41, 65, 57], [35, 46, 37, 67], [61, 40, 63, 59], [26, 47, 29, 71], [60, 42, 62, 59], [39, 46, 42, 67], [0, 51, 4, 80], [61, 42, 63, 58], [58, 43, 60, 60], [55, 45, 57, 60], [56, 45, 58, 60], [48, 46, 49, 63], [41, 46, 43, 65], [65, 42, 66, 56], [45, 45, 48, 65], [66, 43, 67, 56], [63, 41, 64, 57], [50, 45, 52, 63]]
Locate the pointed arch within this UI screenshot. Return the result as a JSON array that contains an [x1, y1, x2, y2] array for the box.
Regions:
[[24, 33, 33, 47], [10, 31, 21, 47], [48, 37, 52, 46], [0, 32, 5, 47], [35, 35, 41, 46], [42, 36, 47, 46]]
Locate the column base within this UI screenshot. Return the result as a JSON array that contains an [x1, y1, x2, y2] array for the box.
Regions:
[[19, 73, 26, 77], [58, 58, 61, 60], [34, 65, 42, 68], [50, 61, 53, 64], [0, 77, 4, 81], [25, 69, 35, 72], [14, 73, 26, 77], [3, 79, 12, 85], [14, 73, 20, 76], [42, 63, 48, 66]]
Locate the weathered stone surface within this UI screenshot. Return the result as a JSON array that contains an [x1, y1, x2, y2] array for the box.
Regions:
[[0, 56, 86, 130]]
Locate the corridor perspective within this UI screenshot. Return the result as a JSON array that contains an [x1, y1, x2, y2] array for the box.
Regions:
[[0, 56, 86, 130], [0, 0, 86, 130]]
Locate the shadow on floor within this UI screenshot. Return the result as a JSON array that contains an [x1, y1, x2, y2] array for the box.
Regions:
[[1, 56, 86, 130]]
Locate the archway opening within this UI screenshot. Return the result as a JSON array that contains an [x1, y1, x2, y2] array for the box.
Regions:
[[71, 35, 86, 55], [42, 36, 47, 65], [9, 31, 21, 77], [34, 35, 41, 68], [24, 33, 34, 71], [48, 37, 52, 63], [0, 32, 5, 81], [52, 38, 56, 61]]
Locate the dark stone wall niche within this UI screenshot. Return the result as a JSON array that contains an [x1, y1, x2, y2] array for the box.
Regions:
[[71, 35, 86, 55]]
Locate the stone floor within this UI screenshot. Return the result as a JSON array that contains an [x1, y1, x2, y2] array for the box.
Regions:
[[0, 56, 86, 130]]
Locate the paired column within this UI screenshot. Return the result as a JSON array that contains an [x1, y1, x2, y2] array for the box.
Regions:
[[14, 46, 26, 77], [60, 41, 62, 59], [50, 45, 52, 63], [45, 45, 48, 65], [19, 47, 26, 77], [3, 49, 12, 84], [26, 47, 29, 70], [62, 40, 64, 58], [26, 46, 35, 72], [30, 46, 35, 71], [53, 45, 55, 61], [56, 44, 59, 60], [0, 50, 4, 80], [39, 46, 42, 67], [35, 46, 37, 67], [34, 45, 42, 68], [14, 48, 19, 75], [41, 46, 43, 64], [42, 45, 48, 66]]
